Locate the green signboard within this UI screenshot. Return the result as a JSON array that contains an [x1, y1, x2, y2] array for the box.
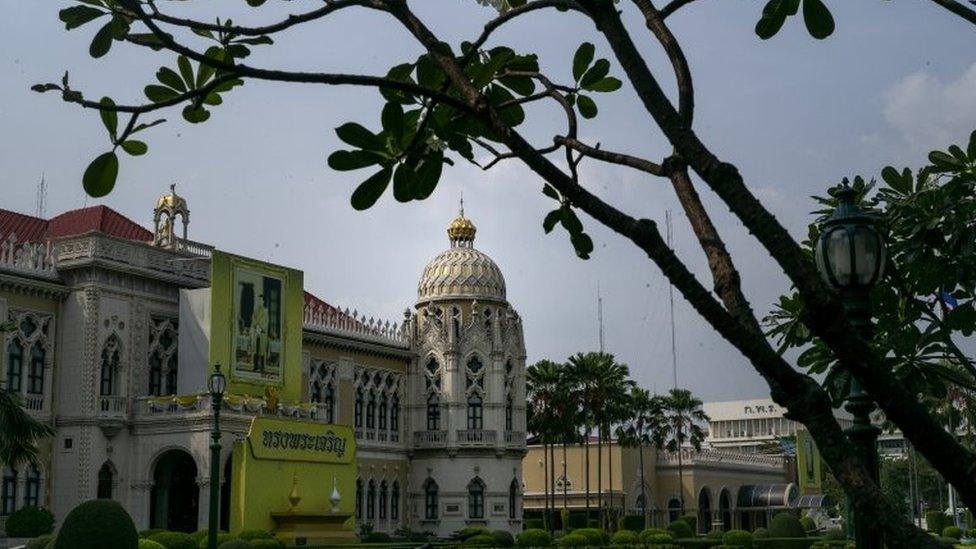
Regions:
[[796, 429, 823, 494]]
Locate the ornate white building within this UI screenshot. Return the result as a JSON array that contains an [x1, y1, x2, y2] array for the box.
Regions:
[[0, 188, 526, 538]]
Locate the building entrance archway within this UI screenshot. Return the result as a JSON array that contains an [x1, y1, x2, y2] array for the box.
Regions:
[[150, 449, 199, 532]]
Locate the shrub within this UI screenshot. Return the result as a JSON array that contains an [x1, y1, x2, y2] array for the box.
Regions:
[[217, 541, 252, 549], [679, 515, 698, 533], [572, 527, 607, 546], [199, 533, 236, 548], [640, 528, 673, 543], [706, 528, 723, 539], [799, 517, 815, 533], [249, 540, 283, 549], [141, 530, 168, 539], [722, 530, 753, 548], [140, 541, 166, 549], [672, 540, 722, 547], [557, 533, 588, 547], [567, 513, 588, 530], [935, 536, 959, 547], [612, 530, 639, 545], [364, 531, 392, 543], [752, 528, 769, 539], [753, 539, 816, 549], [456, 526, 489, 540], [492, 530, 516, 547], [238, 530, 274, 541], [465, 533, 496, 547], [767, 513, 805, 538], [53, 499, 138, 549], [27, 535, 56, 549], [526, 519, 545, 530], [6, 506, 55, 537], [668, 520, 695, 539], [943, 525, 963, 540], [822, 529, 844, 541], [148, 532, 197, 549], [622, 514, 646, 532], [518, 528, 553, 547], [926, 510, 946, 534]]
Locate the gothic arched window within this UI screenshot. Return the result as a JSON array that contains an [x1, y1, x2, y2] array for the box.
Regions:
[[468, 477, 485, 519], [366, 391, 376, 429], [390, 395, 400, 433], [424, 478, 438, 520], [148, 353, 163, 396], [311, 380, 322, 403], [6, 340, 23, 392], [97, 462, 114, 500], [354, 389, 364, 429], [378, 393, 388, 431], [391, 481, 400, 521], [379, 481, 388, 520], [355, 478, 363, 520], [366, 480, 376, 520], [505, 397, 513, 431], [24, 466, 40, 507], [426, 394, 440, 431], [100, 335, 121, 397], [148, 318, 178, 396], [324, 383, 335, 423], [1, 467, 17, 516], [467, 393, 483, 430], [509, 478, 519, 519], [27, 342, 44, 395]]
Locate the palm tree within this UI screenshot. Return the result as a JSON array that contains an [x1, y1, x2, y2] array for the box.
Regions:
[[527, 359, 563, 533], [0, 322, 54, 466], [659, 388, 709, 516], [615, 388, 664, 528]]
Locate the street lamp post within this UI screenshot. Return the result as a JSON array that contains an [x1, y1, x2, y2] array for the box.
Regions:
[[814, 179, 886, 549], [207, 364, 227, 549]]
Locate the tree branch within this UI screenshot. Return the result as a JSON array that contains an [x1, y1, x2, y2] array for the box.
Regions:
[[659, 0, 701, 19], [555, 136, 664, 175], [58, 73, 240, 114], [928, 0, 976, 26]]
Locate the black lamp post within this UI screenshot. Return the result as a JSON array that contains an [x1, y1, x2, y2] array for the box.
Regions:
[[814, 179, 886, 549], [207, 364, 227, 549]]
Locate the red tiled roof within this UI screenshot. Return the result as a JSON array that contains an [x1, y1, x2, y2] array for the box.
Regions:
[[0, 205, 152, 244]]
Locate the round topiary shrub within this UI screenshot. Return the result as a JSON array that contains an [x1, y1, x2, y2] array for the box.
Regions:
[[6, 506, 55, 538], [238, 530, 274, 541], [557, 533, 588, 547], [935, 536, 960, 547], [141, 529, 168, 539], [722, 529, 753, 548], [768, 511, 805, 538], [823, 529, 845, 541], [148, 531, 197, 549], [926, 510, 946, 534], [612, 530, 639, 545], [517, 528, 553, 547], [27, 534, 55, 549], [217, 541, 251, 549], [666, 520, 694, 540], [572, 527, 606, 546], [752, 527, 768, 539], [249, 540, 284, 549], [639, 528, 672, 543], [198, 533, 236, 548], [464, 533, 496, 546], [706, 528, 723, 539], [53, 499, 138, 549], [679, 514, 697, 533], [456, 526, 489, 540], [491, 530, 515, 547], [943, 525, 964, 540], [139, 541, 166, 549], [800, 516, 816, 532]]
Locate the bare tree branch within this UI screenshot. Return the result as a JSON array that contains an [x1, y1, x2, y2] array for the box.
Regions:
[[659, 0, 701, 19], [928, 0, 976, 26], [555, 136, 664, 175]]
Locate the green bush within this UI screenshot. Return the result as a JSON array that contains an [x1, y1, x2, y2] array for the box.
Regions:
[[767, 513, 804, 538], [622, 514, 646, 532], [238, 530, 274, 540], [668, 520, 695, 540], [640, 528, 673, 543], [943, 525, 963, 540], [567, 513, 588, 530], [464, 533, 496, 547], [752, 528, 769, 539], [672, 540, 722, 547], [27, 535, 56, 549], [217, 541, 251, 549], [198, 533, 236, 548], [612, 530, 639, 545], [822, 530, 844, 541], [6, 506, 55, 537], [926, 510, 946, 534], [492, 530, 516, 547], [557, 533, 588, 547], [148, 532, 197, 549], [572, 527, 607, 546], [456, 526, 489, 540], [248, 540, 283, 549], [679, 515, 698, 533], [706, 528, 724, 539], [141, 529, 168, 539], [53, 499, 138, 549], [722, 530, 753, 548], [799, 517, 815, 533], [753, 538, 816, 549], [140, 541, 166, 549], [935, 536, 959, 547], [364, 531, 392, 543], [525, 519, 545, 530], [517, 528, 553, 547]]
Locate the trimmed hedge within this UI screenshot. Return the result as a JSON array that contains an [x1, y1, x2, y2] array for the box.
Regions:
[[822, 530, 844, 541], [217, 541, 251, 549], [364, 532, 393, 543], [612, 530, 639, 545], [139, 541, 166, 549], [141, 529, 168, 539], [679, 515, 698, 533], [6, 506, 55, 537], [672, 540, 722, 547], [768, 512, 805, 538], [525, 519, 544, 530], [667, 520, 694, 539], [53, 499, 139, 549], [752, 528, 769, 539], [943, 525, 963, 540], [754, 538, 817, 549], [621, 514, 645, 532], [558, 533, 588, 547], [464, 533, 496, 546], [926, 510, 946, 534], [456, 526, 489, 541], [27, 535, 55, 549], [572, 528, 607, 546], [197, 533, 236, 548], [799, 517, 815, 533], [491, 530, 515, 547], [238, 530, 274, 541], [517, 528, 552, 547], [248, 540, 284, 549], [722, 530, 753, 548], [639, 528, 673, 544], [148, 532, 197, 549]]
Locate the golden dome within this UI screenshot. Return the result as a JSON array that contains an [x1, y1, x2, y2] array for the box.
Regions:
[[155, 183, 188, 212], [447, 215, 477, 243]]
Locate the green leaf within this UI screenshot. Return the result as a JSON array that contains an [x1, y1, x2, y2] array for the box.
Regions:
[[579, 59, 610, 89], [573, 42, 595, 82], [929, 150, 963, 170], [392, 163, 416, 202], [245, 0, 267, 6], [144, 85, 181, 103], [498, 75, 535, 96], [120, 140, 148, 156], [131, 119, 166, 134], [335, 123, 384, 151], [560, 207, 584, 235], [126, 33, 166, 51], [542, 184, 559, 200], [60, 5, 106, 30], [381, 103, 405, 141], [30, 84, 60, 93], [156, 67, 186, 93], [89, 21, 114, 58], [576, 94, 598, 119], [413, 153, 443, 200], [948, 145, 968, 164], [99, 97, 117, 139], [196, 63, 217, 89], [488, 85, 525, 127], [327, 150, 383, 172], [543, 210, 561, 234], [82, 151, 119, 198], [802, 0, 835, 39], [571, 231, 594, 259], [586, 77, 622, 93], [755, 0, 790, 40], [350, 166, 393, 210], [967, 130, 976, 160], [177, 56, 195, 89], [233, 36, 274, 46], [182, 104, 210, 124], [416, 55, 445, 90], [881, 166, 912, 195]]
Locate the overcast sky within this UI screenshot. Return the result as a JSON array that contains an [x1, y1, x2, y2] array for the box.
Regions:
[[2, 1, 974, 402]]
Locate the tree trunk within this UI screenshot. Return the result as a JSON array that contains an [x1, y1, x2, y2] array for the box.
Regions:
[[550, 440, 557, 531], [585, 430, 591, 524], [563, 441, 568, 510], [639, 441, 648, 529], [608, 424, 614, 531], [543, 437, 550, 533], [597, 424, 604, 528]]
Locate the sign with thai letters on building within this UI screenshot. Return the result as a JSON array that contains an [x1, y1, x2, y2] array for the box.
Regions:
[[795, 429, 823, 494], [247, 416, 355, 464]]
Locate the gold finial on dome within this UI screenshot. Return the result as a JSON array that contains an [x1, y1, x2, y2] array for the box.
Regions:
[[155, 183, 187, 211], [153, 183, 190, 250], [447, 195, 476, 247]]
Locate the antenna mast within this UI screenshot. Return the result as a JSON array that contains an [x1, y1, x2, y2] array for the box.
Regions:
[[597, 282, 605, 353], [666, 210, 678, 389], [35, 174, 47, 218]]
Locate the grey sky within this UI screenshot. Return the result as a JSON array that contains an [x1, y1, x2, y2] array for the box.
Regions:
[[2, 1, 974, 401]]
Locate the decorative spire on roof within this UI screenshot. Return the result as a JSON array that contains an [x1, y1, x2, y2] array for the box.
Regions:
[[447, 195, 476, 247], [153, 183, 190, 250]]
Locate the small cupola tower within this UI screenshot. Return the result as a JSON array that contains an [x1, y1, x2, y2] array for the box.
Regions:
[[153, 184, 189, 249]]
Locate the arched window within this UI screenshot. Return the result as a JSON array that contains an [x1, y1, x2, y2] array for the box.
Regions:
[[466, 357, 484, 390], [391, 481, 400, 521], [324, 383, 335, 423], [355, 478, 363, 520], [379, 481, 388, 520], [97, 462, 114, 500], [148, 352, 163, 396], [100, 335, 121, 397], [505, 397, 513, 431], [366, 391, 376, 429], [1, 467, 17, 516], [390, 395, 400, 433], [668, 497, 681, 522], [310, 380, 322, 403], [148, 318, 178, 396], [27, 342, 44, 395], [426, 394, 440, 431], [164, 357, 178, 395], [354, 389, 364, 429], [424, 479, 438, 520], [366, 480, 376, 520], [467, 478, 485, 519], [6, 340, 23, 392], [509, 478, 519, 519], [24, 466, 40, 507], [378, 394, 388, 431], [467, 393, 483, 430]]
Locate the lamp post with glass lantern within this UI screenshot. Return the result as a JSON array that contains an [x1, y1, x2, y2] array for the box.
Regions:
[[207, 364, 227, 549], [814, 179, 886, 549]]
